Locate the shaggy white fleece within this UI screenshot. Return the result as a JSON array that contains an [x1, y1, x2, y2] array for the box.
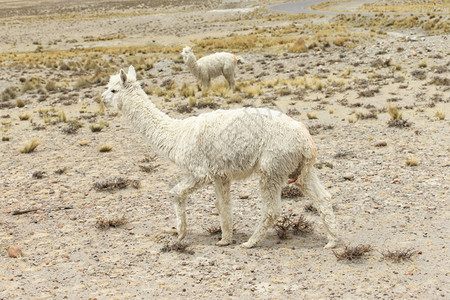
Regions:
[[102, 66, 339, 248], [181, 46, 238, 91]]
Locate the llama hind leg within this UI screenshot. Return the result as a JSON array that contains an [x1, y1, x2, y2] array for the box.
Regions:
[[170, 176, 203, 240], [296, 167, 339, 249], [213, 178, 232, 246], [242, 177, 282, 248]]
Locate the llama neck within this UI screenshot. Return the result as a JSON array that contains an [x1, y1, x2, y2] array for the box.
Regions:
[[185, 53, 200, 78], [120, 87, 179, 160]]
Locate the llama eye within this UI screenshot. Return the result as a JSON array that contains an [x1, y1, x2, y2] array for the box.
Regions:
[[111, 89, 117, 93]]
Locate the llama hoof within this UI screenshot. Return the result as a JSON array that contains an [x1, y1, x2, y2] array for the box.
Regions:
[[324, 240, 338, 249], [216, 240, 231, 246], [241, 241, 256, 249]]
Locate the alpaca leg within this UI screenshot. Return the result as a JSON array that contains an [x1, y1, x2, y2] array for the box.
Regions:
[[170, 176, 204, 240], [296, 167, 340, 249], [213, 178, 232, 246], [227, 75, 235, 91], [242, 177, 282, 248]]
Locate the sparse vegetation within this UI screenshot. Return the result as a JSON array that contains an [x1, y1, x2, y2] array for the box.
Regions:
[[381, 248, 416, 262], [93, 177, 140, 191], [96, 215, 127, 229], [98, 145, 113, 152], [160, 241, 194, 255], [20, 139, 40, 153], [333, 244, 373, 261]]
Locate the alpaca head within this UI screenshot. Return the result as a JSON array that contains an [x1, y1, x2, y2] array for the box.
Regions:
[[102, 66, 137, 110], [181, 46, 194, 63]]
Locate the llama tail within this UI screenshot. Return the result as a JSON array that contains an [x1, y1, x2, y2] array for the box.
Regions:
[[235, 56, 247, 65]]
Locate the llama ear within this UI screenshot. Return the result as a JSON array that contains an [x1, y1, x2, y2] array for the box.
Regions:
[[120, 69, 127, 84], [128, 65, 137, 81]]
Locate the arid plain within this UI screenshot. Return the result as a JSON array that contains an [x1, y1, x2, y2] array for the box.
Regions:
[[0, 0, 449, 298]]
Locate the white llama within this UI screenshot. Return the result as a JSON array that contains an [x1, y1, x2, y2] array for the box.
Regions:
[[102, 66, 340, 249], [181, 46, 239, 91]]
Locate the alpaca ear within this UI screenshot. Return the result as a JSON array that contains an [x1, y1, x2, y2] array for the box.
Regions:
[[120, 69, 127, 84], [128, 65, 137, 81]]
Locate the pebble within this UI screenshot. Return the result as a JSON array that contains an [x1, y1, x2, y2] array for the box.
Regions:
[[8, 246, 23, 258], [343, 174, 354, 181]]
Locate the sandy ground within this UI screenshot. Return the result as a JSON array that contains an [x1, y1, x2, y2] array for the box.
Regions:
[[0, 0, 449, 299]]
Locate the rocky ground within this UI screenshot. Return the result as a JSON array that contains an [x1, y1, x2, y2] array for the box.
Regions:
[[0, 0, 449, 299]]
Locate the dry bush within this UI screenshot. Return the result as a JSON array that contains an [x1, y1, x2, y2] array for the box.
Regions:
[[381, 248, 415, 262], [405, 157, 419, 166], [289, 38, 308, 53], [32, 171, 46, 179], [304, 203, 318, 214], [388, 105, 402, 120], [16, 99, 26, 108], [307, 112, 318, 120], [89, 119, 105, 132], [274, 215, 293, 240], [93, 177, 140, 191], [274, 213, 313, 240], [179, 83, 195, 98], [435, 110, 445, 120], [281, 186, 303, 198], [160, 241, 194, 255], [62, 120, 83, 134], [18, 113, 31, 120], [356, 109, 378, 120], [429, 76, 450, 86], [45, 81, 57, 92], [205, 225, 222, 235], [176, 104, 193, 114], [96, 215, 127, 229], [54, 167, 67, 175], [20, 139, 40, 153], [292, 215, 313, 235], [98, 145, 113, 152], [1, 87, 17, 101], [333, 244, 373, 261]]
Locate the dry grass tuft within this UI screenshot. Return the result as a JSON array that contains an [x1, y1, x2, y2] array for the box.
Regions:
[[291, 215, 314, 235], [20, 139, 40, 153], [274, 215, 293, 240], [93, 177, 140, 191], [32, 171, 46, 179], [434, 110, 445, 120], [281, 185, 303, 198], [205, 225, 222, 235], [96, 215, 127, 229], [160, 241, 194, 255], [18, 113, 31, 120], [98, 145, 113, 152], [89, 119, 105, 132], [333, 244, 373, 261], [381, 248, 416, 262], [274, 213, 313, 240], [405, 157, 419, 167]]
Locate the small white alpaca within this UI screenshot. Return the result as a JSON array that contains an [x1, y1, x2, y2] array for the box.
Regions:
[[181, 46, 239, 91], [102, 66, 340, 249]]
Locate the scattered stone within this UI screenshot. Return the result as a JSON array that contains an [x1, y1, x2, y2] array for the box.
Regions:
[[8, 246, 23, 258], [375, 141, 387, 147]]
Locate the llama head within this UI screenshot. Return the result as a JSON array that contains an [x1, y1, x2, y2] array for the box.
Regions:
[[102, 66, 137, 110], [181, 46, 194, 63]]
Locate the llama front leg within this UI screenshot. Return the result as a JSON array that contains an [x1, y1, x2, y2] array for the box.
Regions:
[[242, 177, 282, 248], [170, 176, 203, 240], [213, 177, 232, 246], [297, 167, 340, 249]]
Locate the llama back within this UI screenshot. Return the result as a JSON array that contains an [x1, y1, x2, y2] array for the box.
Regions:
[[197, 52, 236, 77], [172, 108, 315, 179]]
